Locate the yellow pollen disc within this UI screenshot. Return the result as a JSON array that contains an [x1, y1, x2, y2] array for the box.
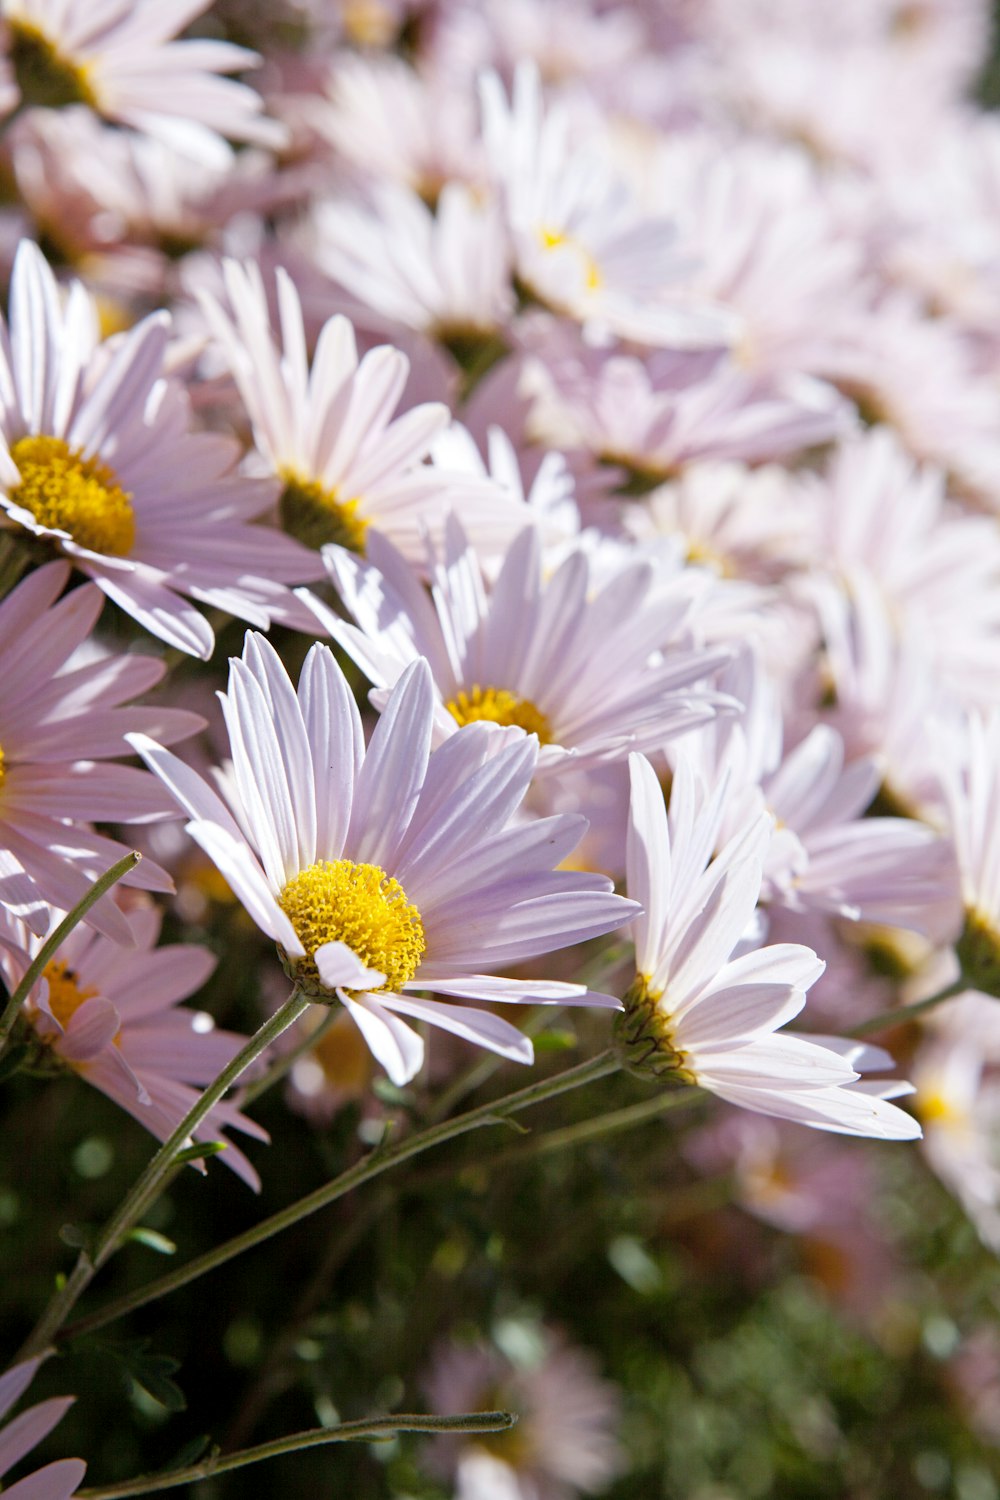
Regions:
[[10, 434, 136, 556], [445, 685, 552, 742], [917, 1089, 965, 1129], [537, 226, 603, 291], [7, 20, 97, 110], [278, 469, 369, 553], [43, 960, 98, 1031], [277, 858, 425, 998]]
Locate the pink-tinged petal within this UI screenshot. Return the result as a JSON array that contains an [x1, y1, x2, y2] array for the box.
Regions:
[[378, 992, 534, 1065], [242, 634, 318, 872], [627, 753, 671, 980], [0, 1361, 42, 1424], [393, 727, 538, 893], [0, 1398, 75, 1479], [225, 655, 304, 887], [341, 992, 424, 1086], [674, 983, 806, 1047], [125, 735, 244, 841], [103, 945, 216, 1019], [697, 1035, 858, 1086], [315, 941, 386, 992], [58, 998, 121, 1061], [298, 642, 362, 862], [91, 570, 214, 660], [713, 944, 826, 994], [348, 659, 433, 870], [412, 974, 617, 1007], [184, 821, 301, 954], [3, 1457, 87, 1500]]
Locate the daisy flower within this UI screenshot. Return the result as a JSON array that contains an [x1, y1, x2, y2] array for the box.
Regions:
[[197, 258, 521, 563], [423, 1328, 623, 1500], [0, 900, 268, 1189], [128, 635, 637, 1086], [620, 751, 921, 1138], [0, 240, 317, 658], [0, 1355, 84, 1500], [3, 0, 286, 166], [309, 516, 732, 778], [479, 62, 731, 348], [935, 710, 1000, 996], [0, 560, 201, 944]]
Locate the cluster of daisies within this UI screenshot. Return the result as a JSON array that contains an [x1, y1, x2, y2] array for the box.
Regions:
[[3, 0, 1000, 1492]]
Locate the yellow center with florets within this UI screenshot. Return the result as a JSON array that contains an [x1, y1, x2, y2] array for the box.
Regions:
[[10, 435, 136, 556], [278, 469, 369, 553], [43, 959, 97, 1030], [445, 685, 552, 742], [614, 976, 695, 1083], [277, 858, 425, 1000], [7, 19, 97, 110]]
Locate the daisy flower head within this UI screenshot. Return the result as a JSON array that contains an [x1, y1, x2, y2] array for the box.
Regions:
[[423, 1328, 624, 1500], [129, 634, 638, 1086], [0, 559, 203, 944], [0, 900, 268, 1188], [479, 61, 733, 349], [310, 515, 733, 778], [0, 240, 317, 657], [620, 751, 921, 1138], [0, 1355, 84, 1500], [2, 0, 286, 166], [198, 258, 521, 564], [935, 710, 1000, 998]]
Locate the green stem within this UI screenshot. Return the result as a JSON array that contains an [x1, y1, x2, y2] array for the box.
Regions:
[[0, 851, 141, 1057], [17, 988, 310, 1361], [64, 1049, 621, 1344], [239, 1003, 340, 1106], [76, 1411, 516, 1498], [850, 978, 967, 1037]]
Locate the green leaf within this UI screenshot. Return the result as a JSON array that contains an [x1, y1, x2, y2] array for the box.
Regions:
[[172, 1139, 229, 1168], [533, 1030, 578, 1053], [128, 1227, 177, 1256]]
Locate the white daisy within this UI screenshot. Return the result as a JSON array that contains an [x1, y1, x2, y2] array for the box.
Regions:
[[129, 634, 637, 1086], [0, 240, 317, 657], [197, 258, 521, 564], [0, 560, 200, 944], [308, 516, 732, 778], [620, 751, 921, 1138], [3, 0, 286, 166]]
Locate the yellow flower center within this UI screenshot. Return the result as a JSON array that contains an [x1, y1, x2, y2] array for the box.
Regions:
[[445, 685, 552, 742], [43, 959, 98, 1030], [277, 858, 425, 998], [9, 434, 136, 556], [7, 19, 97, 110], [917, 1089, 965, 1128], [537, 226, 603, 291], [278, 469, 369, 553]]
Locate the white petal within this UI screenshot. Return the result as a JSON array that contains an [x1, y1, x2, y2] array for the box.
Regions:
[[341, 991, 425, 1085], [315, 941, 386, 991]]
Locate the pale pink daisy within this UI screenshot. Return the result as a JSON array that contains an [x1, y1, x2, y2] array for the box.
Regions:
[[0, 240, 317, 657], [0, 1355, 84, 1500], [933, 709, 1000, 993], [2, 0, 286, 165], [129, 635, 637, 1086], [309, 517, 732, 778], [523, 338, 851, 487], [672, 649, 956, 936], [423, 1328, 624, 1500], [0, 560, 202, 943], [621, 751, 921, 1138], [479, 62, 732, 349], [0, 900, 268, 1188], [198, 258, 520, 563], [310, 178, 516, 350]]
